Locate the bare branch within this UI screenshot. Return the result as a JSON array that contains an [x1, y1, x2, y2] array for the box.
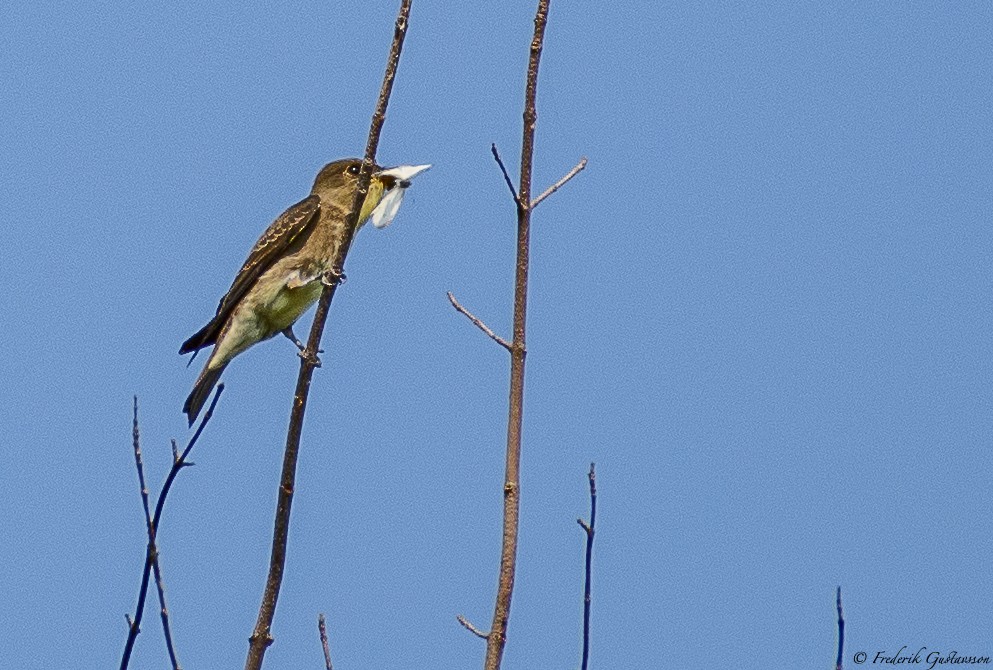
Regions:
[[318, 614, 333, 670], [531, 156, 587, 209], [490, 143, 520, 205], [482, 2, 553, 669], [457, 614, 490, 640], [134, 405, 182, 670], [120, 386, 224, 670], [152, 559, 181, 670], [836, 587, 845, 670], [456, 3, 582, 668], [244, 4, 414, 669], [447, 292, 512, 351], [578, 463, 596, 670]]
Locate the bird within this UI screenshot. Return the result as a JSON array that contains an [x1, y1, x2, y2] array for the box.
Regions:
[[179, 158, 430, 425]]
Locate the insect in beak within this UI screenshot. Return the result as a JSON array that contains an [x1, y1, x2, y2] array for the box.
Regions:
[[370, 164, 431, 229]]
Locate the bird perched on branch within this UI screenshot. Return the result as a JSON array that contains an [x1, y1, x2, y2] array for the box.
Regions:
[[180, 158, 430, 425]]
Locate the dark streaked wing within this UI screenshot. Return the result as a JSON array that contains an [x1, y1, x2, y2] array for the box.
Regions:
[[179, 194, 321, 355], [215, 194, 321, 317]]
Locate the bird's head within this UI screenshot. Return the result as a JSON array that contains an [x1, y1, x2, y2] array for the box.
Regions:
[[312, 158, 430, 229]]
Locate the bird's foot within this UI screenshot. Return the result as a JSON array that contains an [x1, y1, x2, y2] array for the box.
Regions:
[[297, 349, 323, 368], [284, 327, 323, 365], [281, 326, 306, 351], [321, 268, 347, 286]]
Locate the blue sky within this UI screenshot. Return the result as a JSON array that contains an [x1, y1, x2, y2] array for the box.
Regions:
[[2, 2, 991, 668]]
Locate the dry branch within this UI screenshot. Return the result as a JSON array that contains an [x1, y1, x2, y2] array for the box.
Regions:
[[120, 387, 224, 670], [447, 292, 511, 350], [531, 157, 587, 209], [243, 3, 414, 668], [129, 398, 181, 669], [457, 614, 490, 640], [485, 2, 550, 668], [447, 2, 586, 668]]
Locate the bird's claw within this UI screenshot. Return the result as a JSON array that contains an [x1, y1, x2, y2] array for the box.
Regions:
[[321, 269, 347, 287], [285, 327, 323, 364], [297, 349, 323, 368]]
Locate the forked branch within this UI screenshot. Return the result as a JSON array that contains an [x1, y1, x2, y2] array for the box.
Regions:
[[120, 387, 224, 670], [491, 145, 586, 211], [483, 2, 550, 669], [128, 398, 181, 670], [449, 4, 584, 668]]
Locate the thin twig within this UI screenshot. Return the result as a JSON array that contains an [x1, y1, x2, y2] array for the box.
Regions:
[[152, 556, 181, 669], [244, 4, 413, 669], [531, 157, 587, 209], [318, 614, 333, 670], [491, 144, 520, 205], [120, 386, 224, 670], [457, 615, 490, 640], [126, 399, 151, 649], [447, 292, 512, 350], [577, 463, 596, 670], [130, 399, 183, 670], [836, 587, 845, 670], [133, 397, 153, 531]]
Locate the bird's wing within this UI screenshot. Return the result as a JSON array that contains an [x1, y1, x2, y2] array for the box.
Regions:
[[180, 194, 322, 355], [217, 194, 322, 316]]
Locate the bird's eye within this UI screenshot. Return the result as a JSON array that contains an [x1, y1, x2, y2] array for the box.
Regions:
[[347, 164, 361, 176]]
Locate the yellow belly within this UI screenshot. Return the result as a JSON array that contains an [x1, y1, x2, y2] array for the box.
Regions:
[[265, 281, 323, 332], [209, 277, 323, 368]]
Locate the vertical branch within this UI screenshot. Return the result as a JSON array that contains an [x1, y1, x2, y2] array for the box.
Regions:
[[835, 587, 845, 670], [243, 3, 413, 669], [121, 388, 224, 670], [577, 463, 596, 670], [483, 2, 550, 669]]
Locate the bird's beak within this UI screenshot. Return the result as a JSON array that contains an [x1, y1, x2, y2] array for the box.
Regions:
[[369, 164, 431, 229]]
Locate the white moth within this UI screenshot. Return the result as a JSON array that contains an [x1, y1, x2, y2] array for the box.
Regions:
[[370, 164, 431, 229]]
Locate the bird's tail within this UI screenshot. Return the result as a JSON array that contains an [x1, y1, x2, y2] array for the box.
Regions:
[[184, 362, 226, 426], [180, 317, 220, 355]]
